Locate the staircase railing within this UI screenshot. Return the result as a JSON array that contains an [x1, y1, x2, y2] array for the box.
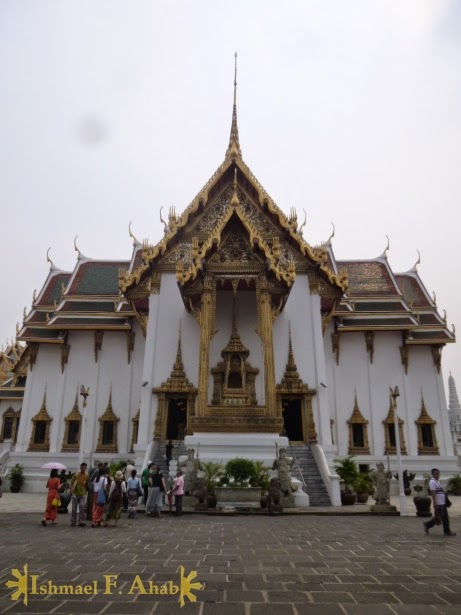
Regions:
[[283, 429, 306, 490]]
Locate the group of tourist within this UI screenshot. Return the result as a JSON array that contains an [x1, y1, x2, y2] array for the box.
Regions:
[[41, 458, 184, 527]]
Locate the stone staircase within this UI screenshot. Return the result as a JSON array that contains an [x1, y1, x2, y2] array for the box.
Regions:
[[152, 440, 188, 479], [289, 443, 332, 506]]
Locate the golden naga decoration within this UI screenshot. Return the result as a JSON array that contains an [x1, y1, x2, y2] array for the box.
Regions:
[[159, 207, 169, 234], [326, 222, 335, 245], [32, 289, 37, 304], [46, 247, 58, 271], [298, 209, 307, 235]]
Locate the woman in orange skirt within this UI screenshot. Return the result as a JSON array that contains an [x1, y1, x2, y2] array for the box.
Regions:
[[92, 468, 107, 527], [42, 469, 61, 526]]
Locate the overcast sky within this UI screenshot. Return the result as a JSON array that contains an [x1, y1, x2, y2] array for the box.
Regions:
[[1, 1, 460, 397]]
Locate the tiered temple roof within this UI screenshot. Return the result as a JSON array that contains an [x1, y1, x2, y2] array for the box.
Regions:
[[5, 57, 456, 391]]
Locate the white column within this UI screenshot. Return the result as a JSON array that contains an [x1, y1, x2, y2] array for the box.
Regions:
[[309, 292, 332, 446], [137, 292, 161, 449], [435, 367, 452, 456], [52, 348, 70, 453]]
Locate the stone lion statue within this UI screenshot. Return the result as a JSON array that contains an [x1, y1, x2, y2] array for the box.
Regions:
[[193, 477, 208, 505], [268, 477, 284, 513]]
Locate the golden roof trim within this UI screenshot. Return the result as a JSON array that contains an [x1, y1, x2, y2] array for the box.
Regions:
[[119, 156, 347, 295]]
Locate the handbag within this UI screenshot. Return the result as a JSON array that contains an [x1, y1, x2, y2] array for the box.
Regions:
[[51, 497, 61, 507], [97, 479, 107, 505], [446, 496, 452, 508], [97, 487, 106, 505]]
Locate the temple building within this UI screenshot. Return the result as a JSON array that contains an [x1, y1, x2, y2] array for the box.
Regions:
[[0, 70, 458, 502]]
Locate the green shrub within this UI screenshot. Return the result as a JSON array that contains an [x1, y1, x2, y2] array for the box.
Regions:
[[225, 458, 256, 484]]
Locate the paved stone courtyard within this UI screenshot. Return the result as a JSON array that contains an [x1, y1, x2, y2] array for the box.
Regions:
[[0, 509, 460, 615]]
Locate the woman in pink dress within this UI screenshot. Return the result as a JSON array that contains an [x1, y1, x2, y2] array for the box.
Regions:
[[41, 469, 61, 526], [171, 469, 184, 516]]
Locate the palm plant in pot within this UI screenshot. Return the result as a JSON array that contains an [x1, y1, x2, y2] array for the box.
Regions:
[[334, 456, 359, 505], [8, 463, 24, 492], [355, 472, 373, 504]]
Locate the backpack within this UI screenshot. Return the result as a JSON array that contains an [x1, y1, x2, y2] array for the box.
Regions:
[[111, 481, 123, 504]]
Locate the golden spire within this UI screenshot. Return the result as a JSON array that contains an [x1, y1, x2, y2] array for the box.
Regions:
[[225, 52, 242, 160], [287, 323, 296, 370], [174, 320, 184, 371]]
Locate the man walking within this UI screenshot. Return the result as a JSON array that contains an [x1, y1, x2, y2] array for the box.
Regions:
[[423, 468, 456, 537], [70, 462, 89, 527]]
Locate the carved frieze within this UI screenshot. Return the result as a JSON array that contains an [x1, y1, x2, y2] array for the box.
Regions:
[[208, 230, 263, 268]]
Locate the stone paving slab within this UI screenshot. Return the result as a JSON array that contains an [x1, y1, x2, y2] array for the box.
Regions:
[[0, 512, 459, 614]]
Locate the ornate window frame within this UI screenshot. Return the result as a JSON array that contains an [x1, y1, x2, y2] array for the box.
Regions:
[[382, 394, 407, 455], [415, 397, 439, 455], [347, 394, 370, 455], [0, 407, 20, 443], [95, 391, 119, 454], [61, 391, 82, 452], [28, 392, 52, 452]]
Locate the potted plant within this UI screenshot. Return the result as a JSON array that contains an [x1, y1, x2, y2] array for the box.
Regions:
[[447, 474, 461, 496], [215, 458, 262, 510], [413, 484, 432, 517], [333, 456, 359, 505], [201, 461, 224, 508], [355, 473, 373, 504], [393, 470, 415, 496], [8, 463, 24, 493]]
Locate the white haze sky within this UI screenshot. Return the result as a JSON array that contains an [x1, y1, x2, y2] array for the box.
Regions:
[[1, 1, 460, 395]]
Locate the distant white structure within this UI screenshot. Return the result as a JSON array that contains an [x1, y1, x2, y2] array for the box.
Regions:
[[448, 373, 461, 465]]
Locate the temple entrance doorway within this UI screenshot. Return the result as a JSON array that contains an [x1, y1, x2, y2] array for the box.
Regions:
[[282, 398, 304, 442], [166, 397, 187, 441]]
